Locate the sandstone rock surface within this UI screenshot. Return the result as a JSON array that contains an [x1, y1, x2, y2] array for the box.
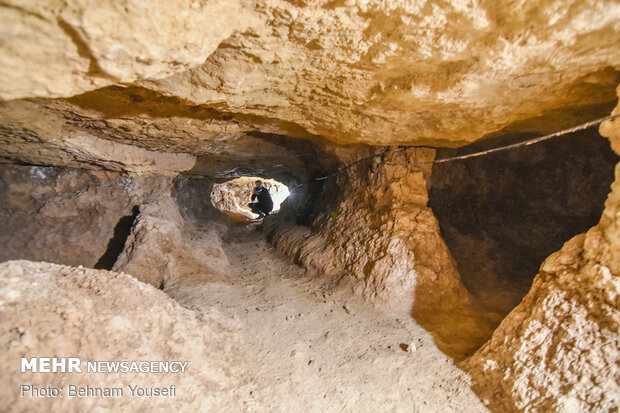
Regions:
[[0, 0, 255, 100], [2, 1, 619, 146], [0, 162, 234, 288], [113, 197, 231, 289], [0, 260, 239, 412], [0, 97, 196, 175], [0, 88, 335, 179], [0, 164, 171, 268], [146, 0, 620, 146], [0, 2, 619, 411]]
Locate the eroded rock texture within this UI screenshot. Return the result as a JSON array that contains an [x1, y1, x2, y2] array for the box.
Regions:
[[0, 164, 171, 267], [0, 96, 196, 174], [0, 87, 340, 180], [113, 197, 231, 289], [465, 91, 620, 412], [0, 1, 619, 411], [266, 147, 499, 358], [0, 260, 239, 412], [2, 1, 619, 146], [0, 0, 255, 99], [0, 163, 231, 288]]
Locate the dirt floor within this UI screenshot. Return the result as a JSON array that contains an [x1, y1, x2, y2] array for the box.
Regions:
[[167, 222, 489, 412]]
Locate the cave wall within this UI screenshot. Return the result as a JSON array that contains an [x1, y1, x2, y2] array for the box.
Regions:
[[0, 91, 339, 185], [0, 0, 255, 100], [0, 97, 197, 174], [2, 1, 619, 146], [0, 163, 231, 289], [0, 164, 171, 267], [112, 197, 231, 289], [465, 90, 620, 412], [172, 176, 221, 227], [0, 2, 618, 410], [429, 128, 619, 315], [266, 146, 499, 358]]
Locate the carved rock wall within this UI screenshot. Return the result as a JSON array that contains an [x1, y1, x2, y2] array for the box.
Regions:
[[0, 164, 171, 267], [0, 0, 255, 99], [113, 197, 231, 289], [0, 89, 339, 180], [146, 0, 620, 146], [429, 127, 619, 315], [0, 162, 232, 289], [0, 97, 196, 175], [0, 2, 619, 410], [266, 147, 500, 358]]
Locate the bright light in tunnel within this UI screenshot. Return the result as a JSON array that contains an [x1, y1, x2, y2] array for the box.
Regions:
[[211, 177, 290, 220]]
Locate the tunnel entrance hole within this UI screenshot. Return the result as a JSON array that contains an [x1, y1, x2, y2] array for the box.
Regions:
[[428, 127, 619, 317], [210, 177, 290, 221]]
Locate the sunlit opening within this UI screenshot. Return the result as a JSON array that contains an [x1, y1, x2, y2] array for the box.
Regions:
[[211, 176, 290, 220]]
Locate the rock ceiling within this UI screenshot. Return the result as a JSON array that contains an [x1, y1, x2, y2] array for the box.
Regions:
[[1, 0, 619, 173]]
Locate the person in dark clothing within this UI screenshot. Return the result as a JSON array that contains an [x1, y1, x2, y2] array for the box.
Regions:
[[248, 180, 273, 218]]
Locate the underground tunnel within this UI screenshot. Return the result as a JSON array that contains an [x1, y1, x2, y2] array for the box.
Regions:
[[429, 127, 620, 316], [1, 2, 619, 412], [211, 177, 291, 220]]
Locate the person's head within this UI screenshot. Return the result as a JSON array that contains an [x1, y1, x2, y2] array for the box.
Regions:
[[255, 180, 263, 188]]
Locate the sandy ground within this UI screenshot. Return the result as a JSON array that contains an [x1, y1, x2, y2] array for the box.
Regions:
[[168, 223, 489, 412]]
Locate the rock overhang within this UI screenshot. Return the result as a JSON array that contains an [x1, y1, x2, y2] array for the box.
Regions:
[[0, 0, 618, 156]]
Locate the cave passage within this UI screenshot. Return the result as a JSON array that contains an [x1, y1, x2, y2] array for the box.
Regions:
[[210, 176, 291, 221], [429, 127, 619, 315], [94, 205, 140, 270]]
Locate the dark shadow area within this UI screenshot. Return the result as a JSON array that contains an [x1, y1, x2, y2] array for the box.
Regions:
[[172, 177, 215, 220], [429, 127, 618, 316], [94, 206, 140, 270]]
